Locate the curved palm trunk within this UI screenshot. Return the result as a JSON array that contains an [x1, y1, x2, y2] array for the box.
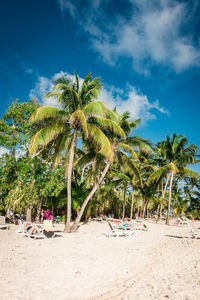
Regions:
[[142, 197, 147, 219], [160, 174, 170, 217], [166, 171, 174, 225], [130, 188, 135, 219], [64, 130, 77, 233], [122, 184, 127, 221], [70, 161, 111, 232]]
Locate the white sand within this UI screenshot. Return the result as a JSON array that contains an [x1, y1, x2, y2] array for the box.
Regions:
[[0, 221, 200, 300]]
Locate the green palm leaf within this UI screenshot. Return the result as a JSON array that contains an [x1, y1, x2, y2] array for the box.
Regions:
[[29, 123, 65, 154], [87, 124, 113, 160], [29, 106, 68, 124], [91, 116, 126, 139], [117, 143, 138, 160]]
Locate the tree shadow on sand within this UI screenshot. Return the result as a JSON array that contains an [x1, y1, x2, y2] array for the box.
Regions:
[[165, 234, 189, 239], [165, 234, 200, 239]]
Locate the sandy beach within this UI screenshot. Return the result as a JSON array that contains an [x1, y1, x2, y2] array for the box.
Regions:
[[0, 221, 200, 300]]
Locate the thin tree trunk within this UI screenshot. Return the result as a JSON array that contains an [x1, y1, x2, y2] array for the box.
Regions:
[[130, 188, 135, 219], [166, 171, 174, 225], [35, 196, 43, 222], [159, 203, 163, 217], [122, 184, 127, 221], [160, 174, 170, 218], [162, 174, 170, 198], [26, 203, 32, 222], [64, 130, 77, 233], [143, 198, 147, 219], [70, 161, 111, 232], [177, 178, 180, 193]]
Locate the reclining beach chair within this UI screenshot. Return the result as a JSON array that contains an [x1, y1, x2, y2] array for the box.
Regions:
[[16, 220, 27, 234], [177, 217, 188, 225], [107, 221, 137, 238], [0, 216, 9, 229], [43, 220, 64, 238], [187, 220, 200, 239], [22, 222, 45, 240]]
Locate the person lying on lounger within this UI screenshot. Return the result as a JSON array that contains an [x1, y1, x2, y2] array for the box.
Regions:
[[25, 224, 40, 235]]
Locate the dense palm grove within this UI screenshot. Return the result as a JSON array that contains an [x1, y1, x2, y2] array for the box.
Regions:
[[0, 73, 199, 232]]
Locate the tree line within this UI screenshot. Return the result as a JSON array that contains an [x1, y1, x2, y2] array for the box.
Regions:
[[0, 73, 199, 232]]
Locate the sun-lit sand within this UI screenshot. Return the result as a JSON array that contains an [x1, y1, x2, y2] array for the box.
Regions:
[[0, 221, 200, 300]]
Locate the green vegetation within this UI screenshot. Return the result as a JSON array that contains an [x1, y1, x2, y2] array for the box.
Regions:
[[0, 73, 199, 231]]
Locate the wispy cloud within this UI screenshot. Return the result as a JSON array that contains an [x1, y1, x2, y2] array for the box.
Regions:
[[29, 71, 69, 107], [57, 0, 200, 74], [0, 147, 9, 157], [100, 84, 169, 123], [30, 71, 168, 123]]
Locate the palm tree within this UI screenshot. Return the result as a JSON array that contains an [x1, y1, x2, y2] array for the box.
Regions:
[[70, 110, 153, 230], [29, 73, 123, 232], [147, 134, 199, 224]]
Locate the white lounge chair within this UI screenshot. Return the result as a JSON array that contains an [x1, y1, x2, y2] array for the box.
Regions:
[[16, 220, 29, 234], [0, 216, 9, 229], [22, 222, 45, 240], [107, 221, 137, 238], [187, 220, 200, 239], [177, 217, 187, 225], [43, 220, 64, 238]]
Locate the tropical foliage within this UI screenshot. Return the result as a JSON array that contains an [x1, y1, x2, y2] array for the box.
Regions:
[[0, 73, 199, 230]]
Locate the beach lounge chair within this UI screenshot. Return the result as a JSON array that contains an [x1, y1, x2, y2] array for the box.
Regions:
[[43, 220, 64, 238], [187, 220, 200, 239], [16, 220, 27, 234], [107, 221, 137, 238], [177, 217, 187, 225], [0, 216, 9, 229], [22, 222, 45, 240]]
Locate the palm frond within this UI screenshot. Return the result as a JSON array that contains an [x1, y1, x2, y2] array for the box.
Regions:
[[147, 165, 169, 185], [87, 124, 113, 160], [29, 123, 65, 154], [125, 136, 153, 153], [90, 116, 126, 139], [117, 143, 138, 160], [29, 106, 68, 124], [83, 101, 107, 117], [183, 168, 200, 179]]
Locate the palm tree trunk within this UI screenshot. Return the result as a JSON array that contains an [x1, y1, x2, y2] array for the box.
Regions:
[[70, 161, 111, 232], [130, 188, 135, 219], [35, 196, 43, 222], [122, 184, 127, 221], [160, 174, 170, 218], [162, 174, 170, 198], [26, 203, 32, 222], [177, 178, 180, 193], [166, 171, 174, 225], [64, 130, 77, 233], [143, 197, 147, 219]]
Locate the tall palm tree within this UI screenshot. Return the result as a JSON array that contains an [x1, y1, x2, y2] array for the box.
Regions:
[[147, 134, 199, 224], [29, 73, 123, 232], [70, 110, 153, 230]]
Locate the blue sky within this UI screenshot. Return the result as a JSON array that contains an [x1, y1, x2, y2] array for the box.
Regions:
[[0, 0, 200, 170]]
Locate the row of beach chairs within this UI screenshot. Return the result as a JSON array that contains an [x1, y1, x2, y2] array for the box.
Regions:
[[16, 220, 64, 239]]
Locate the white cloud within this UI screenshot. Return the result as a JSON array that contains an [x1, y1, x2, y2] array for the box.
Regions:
[[0, 147, 9, 157], [29, 71, 70, 107], [57, 0, 200, 73], [29, 71, 168, 123], [99, 84, 169, 123]]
